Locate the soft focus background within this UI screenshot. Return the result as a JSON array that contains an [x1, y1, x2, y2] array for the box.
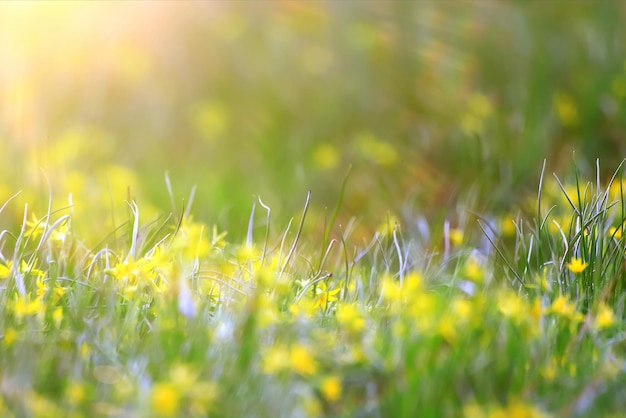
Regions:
[[1, 1, 626, 240]]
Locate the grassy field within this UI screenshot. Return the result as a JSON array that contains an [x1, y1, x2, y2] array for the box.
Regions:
[[1, 2, 625, 417]]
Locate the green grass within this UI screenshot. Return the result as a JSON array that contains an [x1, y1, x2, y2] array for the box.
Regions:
[[1, 2, 626, 417], [0, 164, 625, 417]]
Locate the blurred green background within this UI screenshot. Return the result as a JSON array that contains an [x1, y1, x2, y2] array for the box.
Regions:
[[1, 1, 625, 241]]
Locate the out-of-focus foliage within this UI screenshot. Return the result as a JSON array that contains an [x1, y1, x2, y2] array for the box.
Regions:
[[1, 1, 625, 236]]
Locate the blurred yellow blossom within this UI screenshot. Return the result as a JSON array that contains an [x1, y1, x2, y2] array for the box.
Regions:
[[13, 293, 43, 320], [312, 144, 339, 170], [261, 345, 290, 375], [320, 375, 342, 402], [464, 257, 484, 284], [594, 303, 615, 330], [189, 100, 229, 141], [336, 303, 365, 333], [553, 92, 579, 127], [65, 381, 86, 405], [355, 132, 397, 166], [289, 344, 318, 376], [3, 327, 18, 347], [449, 228, 464, 245], [549, 296, 584, 322], [0, 261, 12, 279], [151, 382, 181, 417], [52, 306, 63, 327], [376, 213, 399, 237]]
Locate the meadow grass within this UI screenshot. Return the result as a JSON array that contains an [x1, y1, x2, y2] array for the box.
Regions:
[[1, 3, 626, 417], [0, 163, 624, 418]]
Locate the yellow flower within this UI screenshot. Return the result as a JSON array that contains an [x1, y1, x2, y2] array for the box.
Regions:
[[151, 382, 181, 417], [380, 274, 403, 305], [497, 291, 527, 322], [261, 345, 289, 375], [107, 256, 155, 285], [52, 306, 63, 327], [451, 299, 472, 322], [320, 375, 342, 402], [464, 257, 484, 284], [500, 216, 517, 237], [553, 92, 579, 127], [356, 132, 397, 166], [314, 282, 340, 309], [608, 225, 623, 240], [13, 293, 43, 320], [449, 228, 464, 246], [595, 303, 615, 330], [336, 303, 365, 333], [65, 381, 86, 405], [289, 344, 317, 376], [437, 316, 457, 343], [3, 328, 18, 347], [312, 144, 339, 170], [24, 213, 47, 239], [566, 257, 588, 273], [0, 261, 11, 279], [549, 296, 584, 322]]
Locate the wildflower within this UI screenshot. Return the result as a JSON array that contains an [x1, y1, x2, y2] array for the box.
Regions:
[[49, 220, 70, 244], [608, 225, 623, 240], [312, 144, 339, 170], [288, 297, 317, 319], [13, 293, 44, 320], [497, 291, 527, 322], [320, 375, 342, 402], [525, 269, 552, 293], [210, 225, 228, 248], [261, 345, 290, 375], [0, 261, 11, 279], [24, 213, 47, 238], [151, 382, 181, 417], [170, 217, 212, 260], [380, 274, 403, 308], [289, 344, 318, 376], [356, 132, 397, 166], [107, 256, 155, 286], [20, 259, 46, 279], [36, 276, 48, 298], [462, 402, 486, 418], [52, 306, 63, 327], [594, 303, 616, 330], [189, 381, 218, 414], [257, 292, 280, 328], [548, 296, 584, 322], [540, 357, 557, 381], [169, 363, 198, 390], [65, 381, 86, 405], [553, 92, 579, 127], [190, 100, 228, 141], [449, 228, 464, 246], [336, 303, 365, 333], [376, 213, 399, 237], [451, 298, 472, 322], [437, 316, 457, 343], [53, 284, 67, 302], [566, 257, 588, 273], [499, 216, 517, 237], [3, 328, 18, 347], [235, 244, 260, 264], [314, 282, 340, 309], [464, 257, 484, 284]]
